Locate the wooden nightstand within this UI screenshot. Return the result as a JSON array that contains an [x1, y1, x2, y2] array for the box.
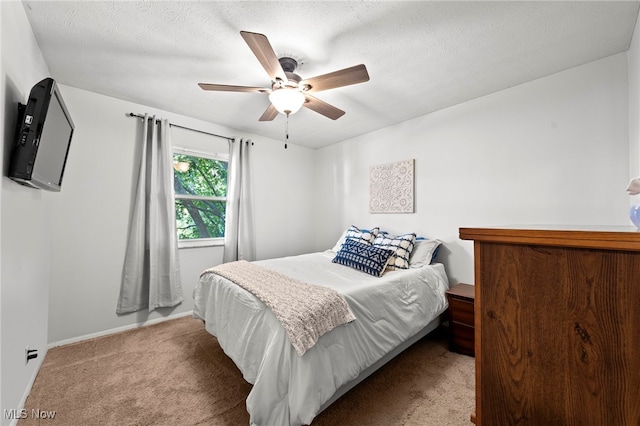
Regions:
[[445, 283, 475, 357]]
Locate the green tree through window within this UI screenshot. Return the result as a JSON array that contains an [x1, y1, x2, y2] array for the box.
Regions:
[[173, 153, 228, 240]]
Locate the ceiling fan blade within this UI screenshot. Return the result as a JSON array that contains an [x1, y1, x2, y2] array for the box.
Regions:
[[259, 104, 278, 121], [240, 31, 287, 83], [301, 64, 369, 93], [198, 83, 269, 93], [303, 95, 345, 120]]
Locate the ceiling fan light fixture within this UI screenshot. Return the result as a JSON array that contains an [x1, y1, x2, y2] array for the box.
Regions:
[[269, 88, 305, 115]]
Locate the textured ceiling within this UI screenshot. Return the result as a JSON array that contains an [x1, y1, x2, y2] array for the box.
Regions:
[[22, 1, 640, 149]]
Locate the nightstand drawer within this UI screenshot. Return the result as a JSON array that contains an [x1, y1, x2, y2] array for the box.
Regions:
[[449, 298, 474, 326], [446, 283, 475, 357], [451, 321, 474, 355]]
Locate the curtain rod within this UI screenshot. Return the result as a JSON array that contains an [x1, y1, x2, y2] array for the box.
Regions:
[[127, 112, 234, 142]]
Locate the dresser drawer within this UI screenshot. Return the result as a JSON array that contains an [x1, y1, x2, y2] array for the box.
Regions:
[[449, 298, 474, 326]]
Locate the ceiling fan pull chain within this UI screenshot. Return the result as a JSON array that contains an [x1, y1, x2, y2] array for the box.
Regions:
[[284, 112, 290, 149]]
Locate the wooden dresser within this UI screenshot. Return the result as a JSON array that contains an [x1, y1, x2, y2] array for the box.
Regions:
[[459, 226, 640, 425]]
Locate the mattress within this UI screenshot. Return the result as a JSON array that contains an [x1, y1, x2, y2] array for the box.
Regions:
[[193, 250, 449, 426]]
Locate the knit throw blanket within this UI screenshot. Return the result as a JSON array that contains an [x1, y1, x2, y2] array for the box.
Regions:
[[202, 260, 356, 356]]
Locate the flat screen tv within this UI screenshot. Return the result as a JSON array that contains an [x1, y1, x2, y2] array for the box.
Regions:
[[8, 77, 75, 191]]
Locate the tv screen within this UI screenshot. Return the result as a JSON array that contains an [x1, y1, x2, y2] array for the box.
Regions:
[[8, 78, 74, 191]]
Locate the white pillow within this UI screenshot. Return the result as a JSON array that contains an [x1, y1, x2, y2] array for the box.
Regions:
[[409, 239, 442, 268]]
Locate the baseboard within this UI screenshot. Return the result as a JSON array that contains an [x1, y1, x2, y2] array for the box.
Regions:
[[47, 310, 194, 349], [7, 349, 48, 426]]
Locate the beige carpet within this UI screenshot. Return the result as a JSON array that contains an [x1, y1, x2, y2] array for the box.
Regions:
[[20, 316, 474, 426]]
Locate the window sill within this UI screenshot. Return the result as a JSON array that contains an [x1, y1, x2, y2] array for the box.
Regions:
[[178, 238, 224, 249]]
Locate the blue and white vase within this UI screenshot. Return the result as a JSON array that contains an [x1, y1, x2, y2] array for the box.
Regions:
[[630, 205, 640, 229]]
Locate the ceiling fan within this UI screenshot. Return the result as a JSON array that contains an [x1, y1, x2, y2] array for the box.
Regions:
[[198, 31, 370, 121]]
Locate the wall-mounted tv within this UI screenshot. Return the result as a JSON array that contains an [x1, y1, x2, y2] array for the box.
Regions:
[[8, 77, 75, 191]]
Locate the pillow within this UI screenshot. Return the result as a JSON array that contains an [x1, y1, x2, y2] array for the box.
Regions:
[[409, 238, 442, 268], [373, 232, 417, 270], [332, 239, 394, 277], [331, 225, 380, 253]]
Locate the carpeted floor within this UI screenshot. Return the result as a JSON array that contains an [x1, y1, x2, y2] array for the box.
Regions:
[[20, 316, 474, 425]]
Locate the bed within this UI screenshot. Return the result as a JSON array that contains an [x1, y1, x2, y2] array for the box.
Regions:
[[193, 228, 449, 426]]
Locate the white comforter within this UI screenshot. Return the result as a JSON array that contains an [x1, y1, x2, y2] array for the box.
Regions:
[[193, 251, 449, 426]]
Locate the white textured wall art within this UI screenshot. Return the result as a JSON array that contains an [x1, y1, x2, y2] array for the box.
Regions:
[[369, 159, 415, 213]]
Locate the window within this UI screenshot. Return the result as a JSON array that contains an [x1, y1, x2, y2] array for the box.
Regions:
[[173, 148, 228, 247]]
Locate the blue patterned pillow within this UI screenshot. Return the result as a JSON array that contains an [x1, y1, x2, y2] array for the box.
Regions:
[[331, 225, 380, 252], [373, 232, 417, 270], [332, 238, 395, 277]]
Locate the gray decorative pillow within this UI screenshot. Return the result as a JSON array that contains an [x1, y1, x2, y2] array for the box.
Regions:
[[409, 238, 442, 267]]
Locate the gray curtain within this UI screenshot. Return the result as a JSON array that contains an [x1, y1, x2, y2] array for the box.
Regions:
[[117, 115, 183, 314], [223, 138, 255, 262]]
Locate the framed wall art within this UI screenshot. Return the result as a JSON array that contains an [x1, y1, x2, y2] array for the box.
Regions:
[[369, 159, 415, 214]]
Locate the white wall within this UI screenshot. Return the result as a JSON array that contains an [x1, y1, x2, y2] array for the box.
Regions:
[[46, 86, 317, 344], [253, 140, 317, 260], [314, 54, 630, 286], [0, 2, 53, 423], [629, 10, 640, 190]]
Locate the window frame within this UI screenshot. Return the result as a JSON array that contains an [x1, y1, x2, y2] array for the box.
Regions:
[[172, 146, 229, 249]]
